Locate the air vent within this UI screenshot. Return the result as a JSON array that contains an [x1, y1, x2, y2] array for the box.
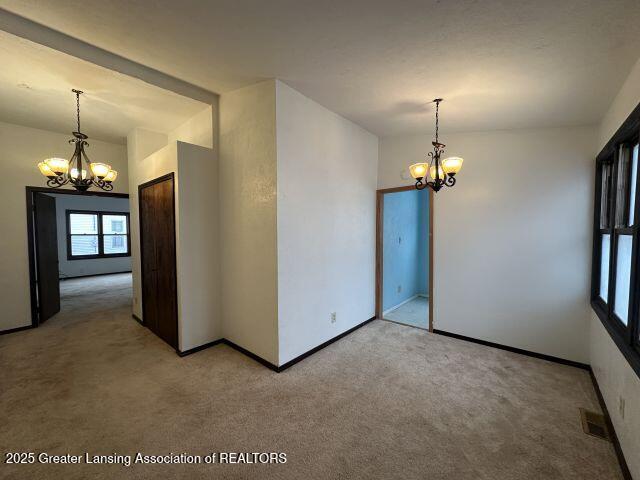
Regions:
[[580, 408, 610, 441]]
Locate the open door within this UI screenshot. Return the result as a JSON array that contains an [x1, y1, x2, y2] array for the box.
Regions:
[[34, 193, 60, 323]]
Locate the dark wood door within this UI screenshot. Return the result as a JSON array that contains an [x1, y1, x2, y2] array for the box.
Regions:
[[34, 193, 60, 323], [139, 173, 178, 349]]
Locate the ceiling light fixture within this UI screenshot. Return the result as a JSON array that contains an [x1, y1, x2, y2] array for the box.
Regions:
[[409, 98, 463, 192], [37, 89, 118, 192]]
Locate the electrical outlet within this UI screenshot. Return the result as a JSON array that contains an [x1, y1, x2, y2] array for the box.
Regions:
[[397, 285, 402, 293], [330, 312, 337, 324], [619, 396, 625, 419]]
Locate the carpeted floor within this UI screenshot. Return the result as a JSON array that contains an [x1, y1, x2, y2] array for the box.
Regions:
[[0, 274, 623, 479], [384, 295, 429, 329]]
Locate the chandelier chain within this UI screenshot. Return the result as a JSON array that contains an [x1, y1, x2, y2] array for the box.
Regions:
[[435, 99, 440, 144], [76, 91, 81, 132]]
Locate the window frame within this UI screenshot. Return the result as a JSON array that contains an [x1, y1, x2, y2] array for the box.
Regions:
[[66, 209, 131, 260], [591, 102, 640, 378]]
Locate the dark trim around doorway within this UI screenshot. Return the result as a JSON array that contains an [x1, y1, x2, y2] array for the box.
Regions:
[[23, 186, 129, 330]]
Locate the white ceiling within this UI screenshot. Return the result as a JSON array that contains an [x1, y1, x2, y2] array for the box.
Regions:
[[1, 0, 639, 137], [0, 30, 208, 144]]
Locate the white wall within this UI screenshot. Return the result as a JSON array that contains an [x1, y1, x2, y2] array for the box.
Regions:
[[51, 194, 131, 278], [599, 58, 640, 150], [175, 142, 221, 350], [126, 99, 218, 353], [591, 57, 640, 480], [168, 106, 214, 149], [126, 128, 170, 319], [0, 120, 127, 332], [127, 103, 218, 321], [275, 81, 378, 365], [590, 314, 640, 477], [219, 80, 279, 365], [126, 139, 220, 351], [379, 125, 596, 364]]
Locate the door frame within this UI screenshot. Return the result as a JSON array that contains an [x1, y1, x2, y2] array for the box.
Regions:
[[25, 186, 129, 329], [375, 185, 434, 332], [138, 172, 179, 349]]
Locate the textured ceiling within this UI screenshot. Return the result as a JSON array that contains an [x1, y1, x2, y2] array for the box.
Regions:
[[0, 30, 208, 143], [1, 0, 639, 137]]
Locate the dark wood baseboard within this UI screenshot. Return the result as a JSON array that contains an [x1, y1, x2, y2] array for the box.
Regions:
[[131, 314, 143, 325], [278, 316, 376, 371], [174, 316, 376, 372], [0, 324, 33, 336], [60, 270, 132, 281], [178, 339, 225, 357], [221, 339, 279, 371], [433, 329, 590, 370], [589, 370, 632, 480], [177, 337, 278, 369]]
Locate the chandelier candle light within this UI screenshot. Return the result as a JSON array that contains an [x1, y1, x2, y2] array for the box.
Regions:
[[37, 89, 118, 192], [409, 98, 463, 192]]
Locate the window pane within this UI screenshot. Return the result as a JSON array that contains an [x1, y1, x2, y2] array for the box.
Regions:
[[102, 214, 127, 234], [630, 144, 639, 225], [103, 235, 128, 254], [614, 235, 632, 325], [615, 147, 631, 228], [69, 213, 98, 234], [600, 234, 610, 301], [600, 161, 612, 228], [71, 235, 99, 256]]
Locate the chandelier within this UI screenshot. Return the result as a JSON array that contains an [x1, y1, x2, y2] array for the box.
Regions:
[[37, 89, 118, 192], [409, 98, 463, 192]]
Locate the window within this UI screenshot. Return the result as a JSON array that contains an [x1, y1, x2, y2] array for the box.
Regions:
[[591, 106, 640, 379], [67, 210, 130, 259]]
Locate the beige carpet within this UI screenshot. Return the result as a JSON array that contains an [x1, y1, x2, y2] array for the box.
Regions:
[[0, 274, 622, 479]]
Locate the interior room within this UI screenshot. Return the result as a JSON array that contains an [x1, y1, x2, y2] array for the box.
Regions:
[[379, 187, 430, 329], [0, 1, 639, 479], [32, 191, 132, 323]]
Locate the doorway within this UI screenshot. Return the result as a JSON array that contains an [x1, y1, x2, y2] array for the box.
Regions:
[[376, 186, 433, 331], [26, 187, 131, 326]]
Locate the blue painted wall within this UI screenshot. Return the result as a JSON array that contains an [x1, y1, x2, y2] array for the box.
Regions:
[[382, 189, 429, 312]]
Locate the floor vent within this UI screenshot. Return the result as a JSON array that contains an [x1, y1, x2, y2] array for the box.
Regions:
[[580, 408, 610, 441]]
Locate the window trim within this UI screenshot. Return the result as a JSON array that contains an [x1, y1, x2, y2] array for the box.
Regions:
[[66, 209, 131, 260], [591, 101, 640, 379]]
